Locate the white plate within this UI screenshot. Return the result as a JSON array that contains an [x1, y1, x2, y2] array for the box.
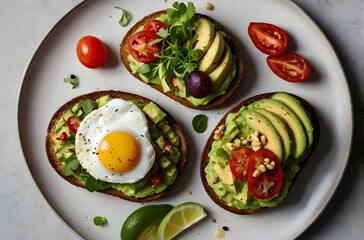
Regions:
[[18, 0, 352, 239]]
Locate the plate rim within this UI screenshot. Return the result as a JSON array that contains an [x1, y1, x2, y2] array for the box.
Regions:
[[16, 0, 354, 239]]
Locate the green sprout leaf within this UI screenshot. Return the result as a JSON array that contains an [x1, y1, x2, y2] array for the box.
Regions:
[[63, 74, 78, 89], [62, 154, 79, 176], [93, 216, 107, 226], [137, 64, 151, 74], [115, 6, 129, 27], [85, 176, 111, 192], [140, 2, 200, 85], [192, 114, 208, 133], [79, 98, 94, 116]]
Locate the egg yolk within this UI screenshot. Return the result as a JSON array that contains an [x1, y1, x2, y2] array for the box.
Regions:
[[98, 131, 140, 174]]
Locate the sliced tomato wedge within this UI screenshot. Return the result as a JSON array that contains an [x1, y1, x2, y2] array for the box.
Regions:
[[56, 132, 68, 141], [128, 31, 161, 63], [148, 171, 161, 188], [248, 22, 288, 56], [247, 149, 283, 199], [229, 147, 255, 181], [66, 116, 81, 134], [144, 20, 168, 33], [267, 52, 310, 82]]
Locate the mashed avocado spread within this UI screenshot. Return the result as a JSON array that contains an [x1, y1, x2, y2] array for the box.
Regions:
[[204, 93, 314, 209], [51, 95, 181, 198]]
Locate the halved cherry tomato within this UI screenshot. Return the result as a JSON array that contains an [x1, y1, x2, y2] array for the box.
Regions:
[[247, 149, 283, 199], [267, 52, 310, 82], [169, 77, 180, 91], [144, 20, 168, 33], [76, 36, 107, 68], [66, 116, 81, 134], [248, 22, 288, 56], [56, 132, 68, 141], [148, 171, 161, 188], [229, 147, 255, 181], [128, 31, 161, 63]]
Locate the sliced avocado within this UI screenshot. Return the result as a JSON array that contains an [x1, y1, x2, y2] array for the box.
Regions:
[[165, 164, 177, 177], [249, 98, 307, 159], [240, 109, 284, 161], [212, 161, 235, 189], [193, 17, 216, 58], [142, 102, 166, 124], [55, 141, 74, 160], [233, 182, 250, 205], [198, 31, 225, 74], [95, 95, 112, 107], [209, 43, 233, 90], [54, 109, 73, 132], [253, 108, 292, 162], [168, 146, 181, 165], [158, 65, 171, 92], [158, 156, 171, 169], [170, 77, 187, 98], [271, 93, 314, 148]]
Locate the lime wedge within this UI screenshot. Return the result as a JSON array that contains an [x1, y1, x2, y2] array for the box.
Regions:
[[121, 204, 173, 240], [157, 202, 207, 240]]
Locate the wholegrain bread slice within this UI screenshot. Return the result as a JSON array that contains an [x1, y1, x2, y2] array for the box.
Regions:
[[45, 90, 188, 203], [120, 10, 244, 110], [200, 92, 320, 214]]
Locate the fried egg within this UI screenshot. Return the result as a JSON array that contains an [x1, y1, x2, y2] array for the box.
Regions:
[[75, 98, 155, 184]]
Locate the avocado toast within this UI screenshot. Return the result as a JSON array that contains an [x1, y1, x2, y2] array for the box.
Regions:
[[46, 90, 188, 202], [200, 92, 320, 214], [120, 2, 244, 109]]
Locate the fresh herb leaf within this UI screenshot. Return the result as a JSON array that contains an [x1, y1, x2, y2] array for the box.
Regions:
[[80, 99, 93, 116], [192, 114, 208, 133], [85, 176, 111, 192], [134, 2, 201, 91], [114, 6, 129, 27], [93, 216, 107, 226], [63, 74, 78, 89], [157, 28, 169, 38], [62, 154, 79, 176], [216, 148, 230, 159], [137, 64, 151, 74]]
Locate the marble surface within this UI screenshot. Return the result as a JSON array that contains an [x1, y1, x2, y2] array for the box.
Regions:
[[1, 0, 363, 239]]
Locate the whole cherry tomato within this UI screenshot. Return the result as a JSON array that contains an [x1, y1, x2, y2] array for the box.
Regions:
[[76, 35, 107, 68]]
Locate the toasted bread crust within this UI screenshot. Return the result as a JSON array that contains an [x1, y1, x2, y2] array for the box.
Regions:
[[45, 90, 188, 203], [120, 11, 244, 110], [200, 92, 320, 214]]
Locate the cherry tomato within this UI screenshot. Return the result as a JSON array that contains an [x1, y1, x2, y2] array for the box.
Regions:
[[247, 149, 283, 199], [66, 116, 81, 134], [76, 36, 107, 68], [229, 147, 255, 181], [248, 22, 288, 56], [267, 52, 311, 82], [143, 20, 168, 33], [128, 31, 161, 63], [56, 132, 68, 141], [169, 77, 180, 90], [148, 171, 161, 188]]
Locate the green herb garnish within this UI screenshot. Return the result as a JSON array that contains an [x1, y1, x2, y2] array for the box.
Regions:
[[85, 176, 111, 192], [192, 114, 208, 133], [115, 6, 129, 27], [79, 98, 93, 116], [62, 153, 79, 176], [93, 216, 107, 226], [140, 1, 202, 91], [63, 74, 78, 89]]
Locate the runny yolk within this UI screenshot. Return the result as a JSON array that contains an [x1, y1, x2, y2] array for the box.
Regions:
[[98, 131, 140, 173]]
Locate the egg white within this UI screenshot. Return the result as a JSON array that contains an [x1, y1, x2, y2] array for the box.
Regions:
[[75, 98, 155, 184]]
